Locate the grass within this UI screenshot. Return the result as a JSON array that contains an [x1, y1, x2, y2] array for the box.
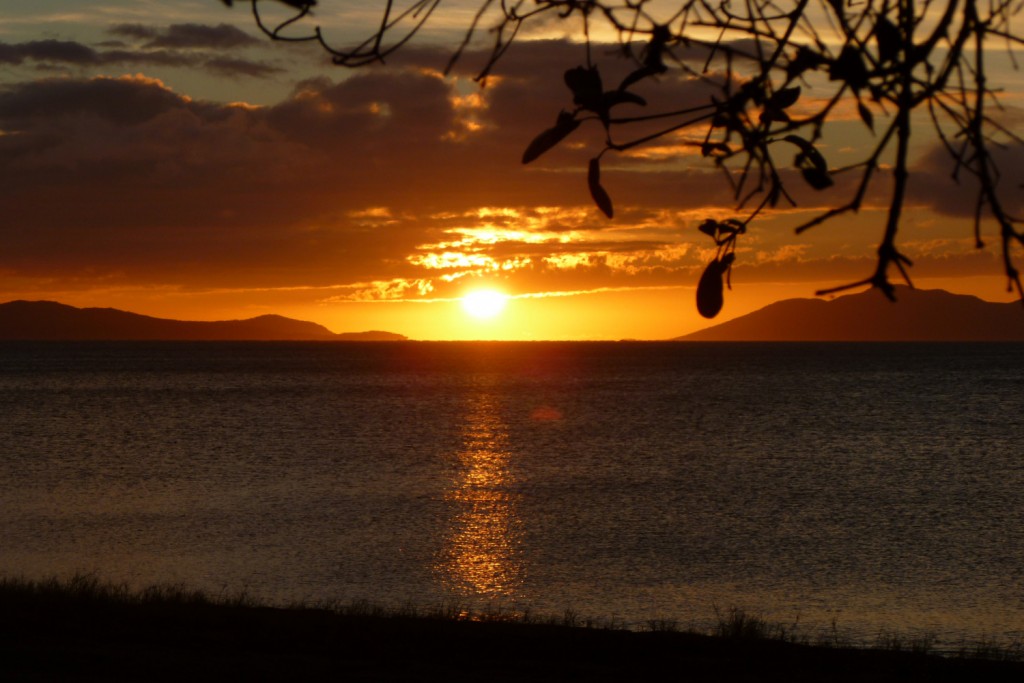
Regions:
[[3, 574, 1024, 681], [712, 606, 803, 642]]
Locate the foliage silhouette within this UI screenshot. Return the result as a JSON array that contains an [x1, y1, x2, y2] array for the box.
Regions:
[[224, 0, 1024, 317]]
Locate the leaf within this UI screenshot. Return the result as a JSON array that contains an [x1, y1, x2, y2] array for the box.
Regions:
[[564, 66, 603, 109], [874, 16, 901, 63], [783, 135, 826, 171], [720, 218, 746, 235], [698, 219, 719, 238], [768, 86, 801, 110], [760, 108, 791, 124], [857, 101, 875, 132], [800, 167, 834, 190], [737, 80, 765, 106], [782, 134, 814, 155], [786, 46, 825, 78], [784, 135, 832, 189], [521, 111, 580, 164], [829, 46, 869, 91], [588, 158, 614, 219], [619, 66, 657, 91]]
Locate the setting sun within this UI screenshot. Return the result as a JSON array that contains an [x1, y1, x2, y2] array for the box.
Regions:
[[461, 289, 508, 320]]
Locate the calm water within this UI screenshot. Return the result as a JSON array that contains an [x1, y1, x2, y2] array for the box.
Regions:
[[2, 341, 1023, 646]]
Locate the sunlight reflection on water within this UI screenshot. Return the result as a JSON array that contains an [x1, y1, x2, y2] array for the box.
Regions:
[[436, 389, 525, 599]]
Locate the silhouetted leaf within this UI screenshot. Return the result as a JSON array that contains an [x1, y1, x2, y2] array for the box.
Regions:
[[786, 46, 825, 78], [769, 86, 801, 110], [783, 135, 823, 167], [696, 253, 734, 319], [565, 66, 603, 109], [522, 111, 580, 164], [712, 88, 758, 132], [760, 107, 791, 124], [874, 16, 901, 63], [784, 135, 832, 189], [698, 219, 719, 238], [619, 66, 657, 91], [588, 158, 614, 218], [737, 80, 765, 106], [800, 167, 834, 189], [858, 101, 875, 132], [829, 46, 869, 90], [720, 218, 746, 235]]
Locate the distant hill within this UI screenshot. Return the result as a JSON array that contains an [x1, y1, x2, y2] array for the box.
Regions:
[[0, 301, 407, 341], [675, 287, 1024, 341]]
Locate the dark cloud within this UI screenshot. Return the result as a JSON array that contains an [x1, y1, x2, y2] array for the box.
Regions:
[[110, 23, 261, 50], [95, 47, 205, 69], [0, 23, 278, 78], [0, 74, 187, 126], [0, 39, 100, 66], [203, 56, 283, 78], [108, 24, 160, 41], [733, 248, 1005, 284], [402, 36, 760, 83], [908, 140, 1024, 219], [0, 71, 462, 287]]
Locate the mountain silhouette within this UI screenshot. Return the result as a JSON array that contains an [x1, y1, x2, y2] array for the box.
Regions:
[[675, 287, 1024, 341], [0, 301, 407, 341]]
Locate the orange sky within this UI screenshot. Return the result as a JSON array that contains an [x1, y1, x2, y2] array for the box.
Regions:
[[1, 2, 1021, 339]]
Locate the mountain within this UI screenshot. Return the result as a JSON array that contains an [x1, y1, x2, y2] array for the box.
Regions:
[[674, 287, 1024, 341], [0, 301, 407, 341]]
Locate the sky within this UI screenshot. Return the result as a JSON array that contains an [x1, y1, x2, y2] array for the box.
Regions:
[[1, 0, 1022, 340]]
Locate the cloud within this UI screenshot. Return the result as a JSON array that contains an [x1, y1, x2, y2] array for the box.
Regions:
[[0, 73, 188, 126], [0, 39, 101, 66], [0, 23, 279, 78], [110, 23, 261, 50], [203, 56, 282, 78], [908, 138, 1024, 220]]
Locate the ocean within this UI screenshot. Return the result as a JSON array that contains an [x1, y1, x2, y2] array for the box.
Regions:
[[2, 341, 1022, 647]]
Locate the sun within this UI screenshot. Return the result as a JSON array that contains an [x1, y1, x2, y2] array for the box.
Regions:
[[461, 289, 509, 320]]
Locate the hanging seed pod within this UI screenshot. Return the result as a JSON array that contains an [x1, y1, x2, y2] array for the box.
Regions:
[[587, 158, 614, 218], [696, 253, 735, 319]]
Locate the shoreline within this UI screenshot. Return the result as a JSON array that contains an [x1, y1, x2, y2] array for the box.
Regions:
[[2, 577, 1022, 682]]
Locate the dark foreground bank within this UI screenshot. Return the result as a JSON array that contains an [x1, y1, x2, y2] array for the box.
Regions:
[[2, 578, 1022, 682]]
